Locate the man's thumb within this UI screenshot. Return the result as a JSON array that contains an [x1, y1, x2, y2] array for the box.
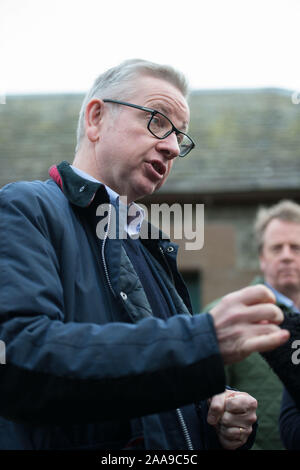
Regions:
[[207, 392, 225, 426]]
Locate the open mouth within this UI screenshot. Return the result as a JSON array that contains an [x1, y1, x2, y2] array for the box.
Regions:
[[150, 160, 166, 176]]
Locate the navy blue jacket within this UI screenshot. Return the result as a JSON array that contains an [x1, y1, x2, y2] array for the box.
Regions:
[[280, 389, 300, 449], [0, 161, 243, 450]]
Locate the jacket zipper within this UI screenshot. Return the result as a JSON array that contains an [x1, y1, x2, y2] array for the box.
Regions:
[[159, 246, 175, 285], [103, 229, 194, 450], [101, 204, 115, 297], [176, 408, 194, 450], [159, 245, 194, 450]]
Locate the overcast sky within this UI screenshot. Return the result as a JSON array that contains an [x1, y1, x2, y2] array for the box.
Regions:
[[0, 0, 299, 95]]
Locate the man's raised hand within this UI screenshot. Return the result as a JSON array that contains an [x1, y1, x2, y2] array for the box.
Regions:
[[209, 284, 290, 364]]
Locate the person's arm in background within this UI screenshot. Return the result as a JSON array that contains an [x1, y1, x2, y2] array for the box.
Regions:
[[280, 388, 300, 449], [261, 312, 300, 409]]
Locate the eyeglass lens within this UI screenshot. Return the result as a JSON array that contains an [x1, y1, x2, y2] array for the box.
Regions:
[[149, 113, 192, 157]]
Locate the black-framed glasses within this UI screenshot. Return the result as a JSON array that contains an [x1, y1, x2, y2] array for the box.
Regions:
[[103, 99, 195, 157]]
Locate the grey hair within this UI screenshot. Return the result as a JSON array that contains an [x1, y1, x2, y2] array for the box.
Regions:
[[75, 58, 189, 152], [254, 199, 300, 252]]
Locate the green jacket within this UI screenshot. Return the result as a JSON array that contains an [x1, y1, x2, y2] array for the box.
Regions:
[[204, 277, 296, 450]]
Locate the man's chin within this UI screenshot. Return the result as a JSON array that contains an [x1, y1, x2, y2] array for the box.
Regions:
[[131, 184, 156, 202], [278, 279, 300, 293], [155, 177, 168, 192]]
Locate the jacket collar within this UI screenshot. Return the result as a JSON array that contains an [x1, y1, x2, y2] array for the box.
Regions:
[[50, 161, 179, 248], [49, 160, 109, 207]]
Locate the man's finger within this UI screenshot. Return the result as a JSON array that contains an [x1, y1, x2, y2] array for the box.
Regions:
[[224, 391, 257, 414], [225, 284, 276, 307], [207, 392, 226, 426], [221, 410, 257, 428], [218, 423, 252, 442], [242, 328, 290, 355], [234, 303, 284, 325]]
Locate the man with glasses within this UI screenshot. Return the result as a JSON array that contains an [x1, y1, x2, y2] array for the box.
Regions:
[[0, 59, 289, 450]]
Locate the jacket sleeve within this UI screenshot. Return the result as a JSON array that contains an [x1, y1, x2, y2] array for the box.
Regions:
[[0, 183, 226, 425], [260, 311, 300, 409]]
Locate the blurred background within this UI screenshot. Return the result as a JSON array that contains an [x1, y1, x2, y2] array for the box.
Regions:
[[1, 0, 300, 312]]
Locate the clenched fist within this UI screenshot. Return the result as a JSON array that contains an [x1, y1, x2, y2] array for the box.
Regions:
[[207, 390, 258, 450]]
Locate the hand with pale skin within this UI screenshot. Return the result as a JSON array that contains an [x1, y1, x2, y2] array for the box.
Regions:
[[209, 284, 290, 364], [207, 390, 258, 450]]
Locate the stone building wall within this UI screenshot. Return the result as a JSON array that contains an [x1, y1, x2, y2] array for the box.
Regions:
[[1, 90, 299, 310]]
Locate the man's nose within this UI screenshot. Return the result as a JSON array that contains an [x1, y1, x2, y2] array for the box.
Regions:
[[281, 245, 294, 259], [155, 132, 180, 159]]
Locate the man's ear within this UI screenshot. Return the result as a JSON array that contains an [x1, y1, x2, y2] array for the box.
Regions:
[[85, 99, 104, 143]]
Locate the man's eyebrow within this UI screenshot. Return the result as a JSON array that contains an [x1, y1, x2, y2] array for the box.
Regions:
[[181, 121, 189, 132], [151, 102, 189, 132], [150, 102, 171, 116]]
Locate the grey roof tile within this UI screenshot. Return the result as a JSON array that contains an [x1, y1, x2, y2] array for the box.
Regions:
[[1, 89, 299, 193]]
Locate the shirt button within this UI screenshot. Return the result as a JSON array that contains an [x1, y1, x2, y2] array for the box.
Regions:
[[79, 185, 86, 192], [120, 291, 127, 300]]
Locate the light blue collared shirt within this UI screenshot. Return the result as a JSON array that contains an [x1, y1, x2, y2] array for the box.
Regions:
[[71, 166, 145, 237], [265, 282, 300, 314]]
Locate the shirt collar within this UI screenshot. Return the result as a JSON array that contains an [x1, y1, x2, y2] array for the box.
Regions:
[[265, 282, 300, 313], [70, 165, 145, 236]]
